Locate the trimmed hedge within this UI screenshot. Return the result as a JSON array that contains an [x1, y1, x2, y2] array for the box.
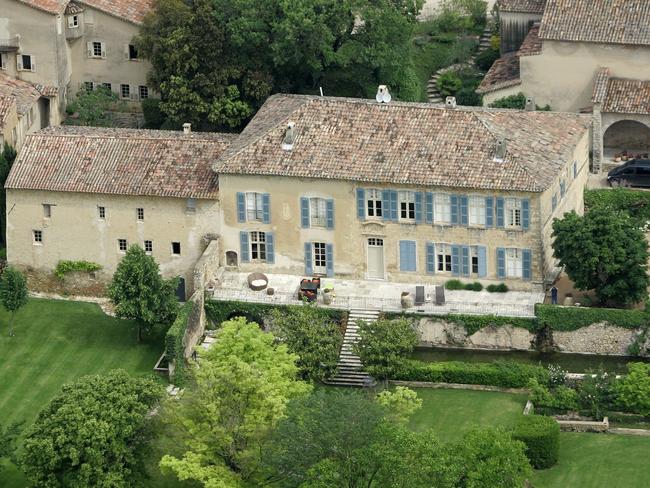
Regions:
[[536, 303, 648, 331], [389, 359, 549, 388], [204, 299, 344, 328], [165, 301, 193, 385], [512, 415, 560, 469]]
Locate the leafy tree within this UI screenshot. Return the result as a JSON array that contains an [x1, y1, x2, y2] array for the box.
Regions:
[[353, 317, 418, 378], [376, 386, 423, 424], [615, 362, 650, 416], [0, 143, 17, 247], [65, 87, 121, 126], [269, 304, 343, 382], [109, 245, 178, 341], [160, 317, 311, 487], [0, 267, 28, 336], [21, 370, 161, 488], [0, 422, 22, 474], [552, 208, 650, 307]]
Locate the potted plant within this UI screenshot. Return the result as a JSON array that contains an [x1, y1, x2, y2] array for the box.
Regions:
[[401, 291, 413, 309]]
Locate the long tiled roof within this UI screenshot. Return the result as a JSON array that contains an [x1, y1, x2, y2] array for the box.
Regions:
[[498, 0, 546, 13], [16, 0, 68, 15], [0, 74, 41, 116], [6, 127, 237, 199], [0, 96, 17, 129], [539, 0, 650, 46], [78, 0, 154, 25], [214, 94, 591, 193]]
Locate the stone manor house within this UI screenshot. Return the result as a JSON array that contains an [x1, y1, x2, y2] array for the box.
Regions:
[[479, 0, 650, 171], [6, 93, 590, 297]]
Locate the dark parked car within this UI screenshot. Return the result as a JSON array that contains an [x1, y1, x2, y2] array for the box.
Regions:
[[607, 159, 650, 188]]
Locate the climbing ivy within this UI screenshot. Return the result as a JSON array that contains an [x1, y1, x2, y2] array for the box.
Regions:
[[54, 260, 102, 279]]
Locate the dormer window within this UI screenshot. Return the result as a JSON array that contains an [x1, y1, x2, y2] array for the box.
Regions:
[[68, 15, 79, 28], [281, 122, 295, 151], [493, 139, 506, 163]]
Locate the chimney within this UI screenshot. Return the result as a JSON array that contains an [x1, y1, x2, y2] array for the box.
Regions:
[[281, 122, 296, 151], [494, 139, 507, 163], [445, 96, 457, 109], [525, 97, 535, 111], [182, 123, 191, 134], [375, 85, 392, 103]]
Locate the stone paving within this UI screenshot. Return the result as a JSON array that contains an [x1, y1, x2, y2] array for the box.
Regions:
[[213, 272, 543, 318]]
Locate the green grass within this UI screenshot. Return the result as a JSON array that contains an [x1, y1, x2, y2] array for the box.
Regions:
[[0, 298, 172, 487], [408, 388, 527, 442], [531, 433, 650, 488]]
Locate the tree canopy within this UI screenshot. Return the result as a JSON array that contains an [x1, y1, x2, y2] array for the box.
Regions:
[[552, 208, 650, 306], [0, 266, 28, 336], [21, 370, 161, 488], [137, 0, 423, 130]]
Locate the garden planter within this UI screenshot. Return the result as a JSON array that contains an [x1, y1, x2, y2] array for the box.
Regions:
[[323, 290, 333, 305], [247, 272, 268, 291], [401, 292, 413, 309]]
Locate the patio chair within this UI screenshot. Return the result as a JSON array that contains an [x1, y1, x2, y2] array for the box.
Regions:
[[434, 285, 445, 305], [414, 285, 425, 305]]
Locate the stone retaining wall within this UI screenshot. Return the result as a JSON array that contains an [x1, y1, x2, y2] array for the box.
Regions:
[[20, 267, 108, 297], [553, 322, 638, 356]]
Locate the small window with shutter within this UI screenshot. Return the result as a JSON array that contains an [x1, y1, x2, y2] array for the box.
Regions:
[[17, 54, 34, 72], [68, 15, 79, 28]]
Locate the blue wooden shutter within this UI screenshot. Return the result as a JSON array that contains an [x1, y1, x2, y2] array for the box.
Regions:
[[262, 193, 271, 224], [326, 199, 335, 229], [496, 197, 505, 228], [521, 198, 530, 230], [426, 242, 436, 274], [265, 233, 275, 264], [415, 192, 424, 224], [300, 197, 310, 228], [399, 240, 416, 272], [356, 188, 365, 220], [240, 231, 249, 262], [496, 247, 506, 279], [477, 246, 487, 277], [382, 190, 391, 221], [460, 195, 469, 226], [450, 194, 459, 225], [485, 197, 494, 228], [390, 190, 398, 221], [522, 249, 532, 281], [325, 244, 334, 277], [425, 192, 434, 224], [461, 245, 470, 276], [451, 245, 460, 276], [236, 192, 246, 223], [304, 242, 313, 275]]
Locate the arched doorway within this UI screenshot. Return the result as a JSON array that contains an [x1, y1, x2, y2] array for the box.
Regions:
[[603, 120, 650, 156]]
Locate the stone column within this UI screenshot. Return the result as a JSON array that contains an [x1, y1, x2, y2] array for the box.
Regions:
[[592, 105, 604, 173]]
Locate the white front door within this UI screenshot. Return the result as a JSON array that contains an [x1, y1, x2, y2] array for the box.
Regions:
[[367, 238, 385, 279]]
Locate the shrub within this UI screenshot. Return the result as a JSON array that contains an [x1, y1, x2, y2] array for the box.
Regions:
[[445, 279, 465, 290], [455, 86, 483, 106], [547, 364, 568, 387], [165, 300, 193, 385], [486, 283, 508, 293], [436, 71, 462, 97], [535, 303, 647, 331], [391, 359, 549, 388], [614, 362, 650, 416], [142, 98, 165, 129], [354, 318, 419, 379], [512, 415, 560, 469], [488, 92, 551, 111], [577, 368, 617, 419], [53, 260, 102, 279], [475, 47, 500, 71]]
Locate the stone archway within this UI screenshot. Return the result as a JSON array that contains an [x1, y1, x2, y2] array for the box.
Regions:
[[603, 119, 650, 155]]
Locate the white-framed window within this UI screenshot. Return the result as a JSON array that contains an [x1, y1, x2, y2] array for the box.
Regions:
[[313, 242, 327, 274], [399, 191, 415, 221], [42, 204, 52, 218], [245, 192, 264, 221], [17, 54, 35, 72], [89, 41, 105, 59], [506, 248, 523, 278], [144, 240, 153, 254], [68, 15, 79, 28], [171, 242, 181, 255], [98, 206, 106, 219], [33, 229, 43, 244], [136, 208, 144, 221], [120, 84, 130, 99], [468, 196, 486, 226], [436, 243, 452, 272], [118, 238, 127, 253], [309, 197, 327, 227], [505, 198, 522, 228], [101, 82, 112, 92], [139, 86, 149, 100], [250, 231, 267, 261], [471, 246, 479, 274], [83, 81, 93, 92], [434, 194, 451, 224], [366, 189, 383, 218]]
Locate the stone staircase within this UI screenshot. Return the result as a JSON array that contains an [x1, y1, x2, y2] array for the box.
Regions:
[[426, 22, 494, 103], [325, 309, 379, 387]]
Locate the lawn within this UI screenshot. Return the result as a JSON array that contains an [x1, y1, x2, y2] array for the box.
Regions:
[[408, 387, 527, 442], [0, 298, 183, 488]]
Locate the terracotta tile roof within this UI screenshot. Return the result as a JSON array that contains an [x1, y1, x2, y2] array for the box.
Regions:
[[539, 0, 650, 46], [65, 1, 84, 14], [518, 24, 543, 56], [498, 0, 546, 13], [0, 74, 41, 116], [34, 84, 59, 97], [78, 0, 154, 25], [214, 94, 591, 193], [17, 0, 68, 15], [6, 127, 237, 199], [0, 96, 17, 129], [476, 54, 521, 94], [601, 78, 650, 115], [591, 67, 611, 104]]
